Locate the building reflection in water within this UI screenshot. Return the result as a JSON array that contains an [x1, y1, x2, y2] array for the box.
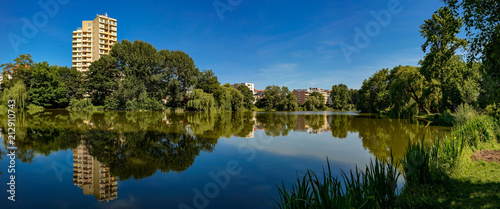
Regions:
[[73, 143, 118, 202]]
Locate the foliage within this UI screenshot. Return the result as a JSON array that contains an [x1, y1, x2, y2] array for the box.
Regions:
[[419, 7, 467, 80], [272, 158, 400, 209], [68, 98, 94, 110], [214, 84, 244, 111], [87, 40, 200, 110], [485, 103, 500, 120], [26, 104, 44, 110], [443, 0, 500, 105], [1, 80, 28, 109], [195, 70, 220, 95], [453, 103, 477, 125], [257, 85, 298, 111], [303, 94, 325, 111], [330, 84, 349, 110], [357, 69, 390, 113], [186, 89, 216, 112], [389, 66, 426, 118], [452, 115, 498, 147], [236, 85, 255, 109]]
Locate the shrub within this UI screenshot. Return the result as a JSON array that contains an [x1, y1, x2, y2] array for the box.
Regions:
[[68, 98, 94, 110], [485, 103, 500, 120], [452, 115, 499, 147], [26, 104, 44, 110], [454, 103, 477, 125]]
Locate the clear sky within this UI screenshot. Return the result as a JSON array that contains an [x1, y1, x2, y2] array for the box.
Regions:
[[1, 0, 446, 90]]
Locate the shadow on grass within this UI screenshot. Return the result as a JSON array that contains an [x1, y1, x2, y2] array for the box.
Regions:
[[398, 168, 500, 208]]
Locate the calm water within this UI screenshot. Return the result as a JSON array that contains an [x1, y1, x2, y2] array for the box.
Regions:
[[0, 110, 450, 209]]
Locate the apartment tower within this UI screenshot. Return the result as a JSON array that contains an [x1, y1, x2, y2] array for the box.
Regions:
[[72, 13, 117, 74], [73, 144, 118, 202]]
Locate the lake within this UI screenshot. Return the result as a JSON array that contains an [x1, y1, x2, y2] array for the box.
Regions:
[[0, 110, 450, 209]]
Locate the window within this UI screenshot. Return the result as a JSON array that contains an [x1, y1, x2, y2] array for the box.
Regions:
[[88, 23, 91, 26], [88, 28, 91, 31], [77, 33, 81, 36], [100, 50, 103, 53]]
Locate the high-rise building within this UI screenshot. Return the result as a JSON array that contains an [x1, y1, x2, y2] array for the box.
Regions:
[[72, 13, 117, 74], [73, 143, 118, 202]]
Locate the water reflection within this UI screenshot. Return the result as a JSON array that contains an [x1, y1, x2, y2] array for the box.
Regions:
[[0, 110, 449, 207], [73, 143, 118, 202]]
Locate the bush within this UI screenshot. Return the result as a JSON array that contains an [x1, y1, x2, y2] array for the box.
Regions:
[[68, 98, 94, 110], [453, 115, 499, 147], [485, 103, 500, 120], [454, 103, 477, 125], [26, 104, 44, 110]]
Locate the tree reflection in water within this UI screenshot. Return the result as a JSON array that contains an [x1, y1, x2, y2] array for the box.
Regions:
[[0, 110, 449, 182]]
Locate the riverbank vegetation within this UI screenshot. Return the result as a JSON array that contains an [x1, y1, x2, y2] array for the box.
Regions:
[[272, 107, 500, 208]]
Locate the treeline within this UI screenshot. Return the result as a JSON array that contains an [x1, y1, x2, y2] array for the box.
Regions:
[[329, 5, 499, 118]]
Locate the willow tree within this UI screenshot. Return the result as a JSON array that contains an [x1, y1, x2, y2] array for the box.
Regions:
[[389, 66, 428, 118], [2, 81, 28, 110]]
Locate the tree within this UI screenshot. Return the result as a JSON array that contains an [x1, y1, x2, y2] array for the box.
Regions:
[[87, 54, 120, 106], [419, 7, 467, 79], [389, 66, 427, 118], [1, 54, 34, 89], [443, 0, 500, 105], [330, 84, 349, 110], [161, 49, 200, 104], [419, 7, 469, 111], [303, 95, 322, 111], [236, 85, 254, 109], [186, 89, 216, 112], [257, 85, 297, 111], [195, 70, 220, 94], [28, 62, 68, 107], [357, 69, 390, 113], [214, 84, 244, 111], [1, 81, 28, 109]]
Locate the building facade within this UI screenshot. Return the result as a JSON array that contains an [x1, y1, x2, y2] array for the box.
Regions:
[[72, 13, 117, 74], [73, 144, 118, 202], [293, 88, 331, 105]]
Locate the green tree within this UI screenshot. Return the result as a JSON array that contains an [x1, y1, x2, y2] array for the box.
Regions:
[[1, 54, 34, 90], [195, 70, 220, 94], [389, 66, 427, 118], [330, 84, 349, 110], [303, 95, 322, 111], [257, 85, 298, 111], [443, 0, 500, 105], [419, 7, 469, 111], [1, 81, 28, 109], [236, 85, 254, 109], [87, 55, 120, 106], [29, 62, 68, 107], [186, 89, 216, 112], [357, 69, 390, 113]]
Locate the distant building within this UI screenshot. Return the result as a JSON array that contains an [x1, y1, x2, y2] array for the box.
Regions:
[[293, 88, 331, 105], [72, 13, 117, 74], [232, 83, 255, 92], [254, 89, 265, 101]]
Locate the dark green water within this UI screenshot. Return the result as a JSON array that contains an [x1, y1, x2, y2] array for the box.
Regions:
[[0, 110, 449, 209]]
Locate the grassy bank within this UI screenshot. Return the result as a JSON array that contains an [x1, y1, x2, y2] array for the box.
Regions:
[[272, 113, 500, 208]]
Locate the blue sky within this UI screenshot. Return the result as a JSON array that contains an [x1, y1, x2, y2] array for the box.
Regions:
[[0, 0, 446, 90]]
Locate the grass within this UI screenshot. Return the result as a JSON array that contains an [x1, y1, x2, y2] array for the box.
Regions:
[[396, 114, 500, 208], [272, 114, 500, 209], [272, 158, 400, 209]]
